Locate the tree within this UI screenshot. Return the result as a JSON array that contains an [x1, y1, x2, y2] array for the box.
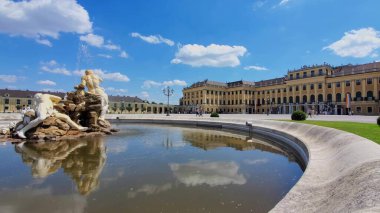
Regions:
[[141, 107, 147, 113], [112, 106, 117, 113], [135, 107, 139, 112], [126, 106, 133, 113], [119, 105, 126, 114]]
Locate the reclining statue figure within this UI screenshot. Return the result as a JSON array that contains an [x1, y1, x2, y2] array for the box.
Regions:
[[16, 93, 88, 139], [80, 70, 109, 120]]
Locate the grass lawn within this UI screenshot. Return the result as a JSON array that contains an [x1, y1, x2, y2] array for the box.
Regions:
[[285, 120, 380, 144]]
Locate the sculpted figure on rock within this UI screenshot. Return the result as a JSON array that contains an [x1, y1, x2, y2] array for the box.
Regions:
[[16, 93, 88, 139], [79, 70, 109, 120]]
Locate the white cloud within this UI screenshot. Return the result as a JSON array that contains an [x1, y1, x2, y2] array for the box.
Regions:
[[80, 33, 121, 51], [323, 27, 380, 58], [171, 44, 247, 67], [142, 80, 162, 89], [131, 32, 175, 46], [42, 88, 65, 93], [0, 0, 92, 46], [141, 91, 149, 99], [98, 54, 112, 59], [162, 80, 187, 87], [73, 69, 130, 82], [142, 79, 187, 89], [41, 66, 72, 76], [279, 0, 291, 6], [170, 160, 246, 187], [120, 51, 128, 58], [127, 183, 172, 199], [243, 65, 268, 71], [37, 80, 56, 86], [35, 38, 52, 47], [253, 0, 267, 10], [244, 158, 268, 165], [0, 75, 19, 83], [80, 33, 104, 47], [106, 87, 128, 94]]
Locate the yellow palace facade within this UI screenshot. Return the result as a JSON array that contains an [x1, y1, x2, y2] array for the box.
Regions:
[[181, 62, 380, 115]]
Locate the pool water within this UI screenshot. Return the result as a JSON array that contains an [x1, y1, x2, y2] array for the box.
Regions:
[[0, 124, 303, 213]]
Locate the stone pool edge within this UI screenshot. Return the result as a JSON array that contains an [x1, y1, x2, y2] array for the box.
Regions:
[[109, 117, 380, 213]]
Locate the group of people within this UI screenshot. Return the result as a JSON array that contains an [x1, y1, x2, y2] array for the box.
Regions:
[[195, 107, 204, 117]]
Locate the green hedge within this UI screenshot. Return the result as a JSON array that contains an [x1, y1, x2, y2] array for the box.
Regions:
[[291, 110, 307, 121], [210, 112, 219, 117]]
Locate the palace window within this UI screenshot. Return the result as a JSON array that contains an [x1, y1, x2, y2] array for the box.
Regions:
[[318, 69, 323, 76], [310, 84, 314, 90], [328, 83, 332, 88], [356, 80, 361, 85], [367, 78, 372, 84], [28, 100, 32, 105], [4, 99, 9, 104], [318, 83, 322, 89], [303, 72, 307, 78], [277, 89, 281, 93], [311, 70, 315, 77], [283, 88, 286, 92], [289, 87, 293, 92], [16, 99, 20, 105], [356, 107, 361, 113], [345, 81, 350, 86], [368, 107, 373, 113], [295, 86, 299, 91], [289, 74, 293, 80], [336, 82, 341, 88], [303, 85, 306, 91], [296, 73, 300, 79]]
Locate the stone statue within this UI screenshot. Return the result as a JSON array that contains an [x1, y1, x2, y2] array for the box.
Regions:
[[16, 93, 88, 139], [80, 70, 109, 120]]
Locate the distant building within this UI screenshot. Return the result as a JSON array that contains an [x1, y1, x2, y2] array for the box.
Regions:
[[181, 62, 380, 115], [0, 89, 179, 114]]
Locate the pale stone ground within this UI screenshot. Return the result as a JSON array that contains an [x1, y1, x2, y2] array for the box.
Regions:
[[1, 113, 377, 128]]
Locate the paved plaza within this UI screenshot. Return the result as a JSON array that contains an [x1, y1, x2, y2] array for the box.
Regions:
[[0, 113, 378, 128]]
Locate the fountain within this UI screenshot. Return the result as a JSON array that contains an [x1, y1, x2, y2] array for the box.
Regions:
[[0, 70, 116, 142]]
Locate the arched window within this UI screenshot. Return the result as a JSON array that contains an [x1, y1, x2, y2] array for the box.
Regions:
[[283, 97, 287, 104], [367, 91, 373, 98], [336, 93, 341, 102], [318, 94, 323, 102], [327, 94, 332, 102], [296, 96, 300, 103], [302, 95, 307, 103], [289, 96, 293, 103], [310, 95, 315, 103], [277, 97, 281, 104], [356, 91, 362, 98]]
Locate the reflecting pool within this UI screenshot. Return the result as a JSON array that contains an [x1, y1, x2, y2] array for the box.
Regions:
[[0, 124, 303, 213]]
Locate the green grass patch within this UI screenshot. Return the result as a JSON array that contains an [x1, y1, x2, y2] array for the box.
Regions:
[[283, 120, 380, 144]]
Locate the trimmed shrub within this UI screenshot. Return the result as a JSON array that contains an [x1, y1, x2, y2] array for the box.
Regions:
[[377, 116, 380, 126], [291, 110, 307, 121], [210, 112, 219, 118]]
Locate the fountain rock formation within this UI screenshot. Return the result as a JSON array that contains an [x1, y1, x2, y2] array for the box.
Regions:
[[0, 70, 116, 142]]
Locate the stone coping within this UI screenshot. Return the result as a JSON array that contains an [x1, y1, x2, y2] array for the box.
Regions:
[[109, 115, 380, 212]]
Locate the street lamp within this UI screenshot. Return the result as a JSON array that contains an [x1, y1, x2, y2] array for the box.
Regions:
[[163, 86, 174, 116]]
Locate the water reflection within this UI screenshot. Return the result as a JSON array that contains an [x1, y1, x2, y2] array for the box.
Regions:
[[14, 136, 106, 195], [183, 129, 300, 165], [170, 160, 246, 187]]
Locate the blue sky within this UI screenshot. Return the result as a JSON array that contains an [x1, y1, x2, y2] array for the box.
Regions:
[[0, 0, 380, 104]]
